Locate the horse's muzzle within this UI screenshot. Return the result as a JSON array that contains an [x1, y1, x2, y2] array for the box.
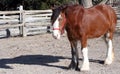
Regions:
[[52, 30, 61, 39]]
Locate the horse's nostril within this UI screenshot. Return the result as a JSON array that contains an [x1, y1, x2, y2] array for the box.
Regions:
[[52, 33, 57, 39], [52, 30, 61, 39], [52, 33, 60, 39]]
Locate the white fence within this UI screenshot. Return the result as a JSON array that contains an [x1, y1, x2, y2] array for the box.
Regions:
[[113, 6, 120, 29], [0, 6, 52, 38]]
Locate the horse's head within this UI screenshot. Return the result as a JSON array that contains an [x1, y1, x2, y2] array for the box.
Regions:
[[51, 5, 67, 39]]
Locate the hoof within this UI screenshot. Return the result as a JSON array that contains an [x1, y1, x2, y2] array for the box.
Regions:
[[104, 54, 114, 65], [104, 59, 113, 65], [80, 67, 90, 71], [80, 63, 90, 71], [69, 61, 80, 71], [75, 67, 80, 71], [105, 48, 114, 65], [69, 64, 80, 71]]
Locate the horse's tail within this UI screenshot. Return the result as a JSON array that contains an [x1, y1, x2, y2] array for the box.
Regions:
[[107, 5, 117, 39], [104, 5, 117, 28], [109, 6, 117, 32]]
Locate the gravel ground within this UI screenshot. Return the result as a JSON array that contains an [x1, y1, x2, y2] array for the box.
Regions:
[[0, 32, 120, 74]]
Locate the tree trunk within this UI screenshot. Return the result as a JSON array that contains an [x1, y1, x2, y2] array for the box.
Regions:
[[81, 0, 109, 8], [81, 0, 93, 8], [99, 0, 109, 4]]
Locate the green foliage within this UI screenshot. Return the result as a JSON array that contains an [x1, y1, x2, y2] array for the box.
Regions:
[[0, 0, 106, 10], [0, 0, 72, 10]]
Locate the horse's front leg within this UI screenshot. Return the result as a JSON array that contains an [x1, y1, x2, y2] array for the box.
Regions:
[[69, 40, 80, 71], [80, 37, 90, 71]]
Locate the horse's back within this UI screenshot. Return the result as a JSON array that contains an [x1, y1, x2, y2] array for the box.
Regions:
[[93, 4, 117, 26], [84, 4, 117, 38], [65, 4, 117, 38], [90, 4, 117, 34]]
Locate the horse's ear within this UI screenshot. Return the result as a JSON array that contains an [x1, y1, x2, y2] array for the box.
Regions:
[[60, 5, 67, 13], [51, 4, 55, 10], [60, 4, 68, 12], [51, 4, 57, 10]]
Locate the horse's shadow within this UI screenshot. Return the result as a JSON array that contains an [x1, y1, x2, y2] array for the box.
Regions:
[[0, 54, 104, 69], [0, 54, 69, 69]]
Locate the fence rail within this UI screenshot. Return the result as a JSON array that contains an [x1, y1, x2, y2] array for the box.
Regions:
[[113, 6, 120, 29], [0, 6, 52, 38]]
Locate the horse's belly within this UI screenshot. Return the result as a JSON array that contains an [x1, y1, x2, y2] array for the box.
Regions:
[[87, 29, 107, 38]]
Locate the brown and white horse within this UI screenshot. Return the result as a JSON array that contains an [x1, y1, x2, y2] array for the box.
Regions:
[[51, 4, 117, 71]]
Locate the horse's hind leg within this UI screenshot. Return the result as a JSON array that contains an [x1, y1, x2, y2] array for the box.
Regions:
[[104, 32, 114, 65]]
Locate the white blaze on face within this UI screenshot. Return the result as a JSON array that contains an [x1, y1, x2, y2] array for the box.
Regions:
[[52, 14, 61, 39]]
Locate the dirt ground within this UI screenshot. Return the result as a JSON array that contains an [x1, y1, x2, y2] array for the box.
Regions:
[[0, 32, 120, 74]]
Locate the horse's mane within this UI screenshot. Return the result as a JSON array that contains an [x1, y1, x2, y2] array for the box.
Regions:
[[51, 2, 80, 24], [60, 2, 78, 9], [53, 2, 79, 11]]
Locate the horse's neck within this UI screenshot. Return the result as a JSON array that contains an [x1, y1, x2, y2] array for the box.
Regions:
[[65, 5, 84, 27], [65, 5, 84, 19], [66, 5, 84, 13]]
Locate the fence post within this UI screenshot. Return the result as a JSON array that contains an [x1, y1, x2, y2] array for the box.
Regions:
[[19, 5, 23, 36], [109, 0, 113, 6], [22, 11, 27, 37], [19, 5, 27, 37]]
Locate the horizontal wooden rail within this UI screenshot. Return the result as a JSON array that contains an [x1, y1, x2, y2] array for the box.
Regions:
[[0, 6, 52, 38], [0, 11, 22, 15], [0, 24, 23, 29]]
